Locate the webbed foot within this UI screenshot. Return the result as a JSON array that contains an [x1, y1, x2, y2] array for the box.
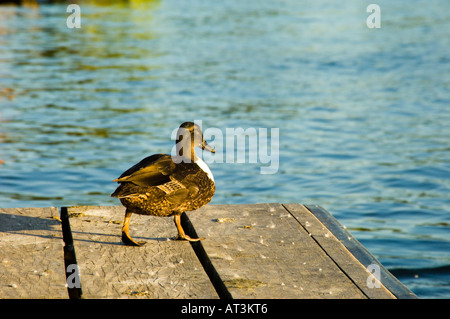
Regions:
[[122, 231, 146, 246], [174, 234, 205, 242]]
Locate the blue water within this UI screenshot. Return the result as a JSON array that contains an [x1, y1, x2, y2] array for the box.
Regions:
[[0, 0, 449, 298]]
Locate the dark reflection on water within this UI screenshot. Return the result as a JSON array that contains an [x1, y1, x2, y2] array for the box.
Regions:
[[0, 0, 449, 298]]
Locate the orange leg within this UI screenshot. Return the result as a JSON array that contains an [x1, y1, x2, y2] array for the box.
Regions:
[[122, 209, 146, 246], [173, 214, 204, 242]]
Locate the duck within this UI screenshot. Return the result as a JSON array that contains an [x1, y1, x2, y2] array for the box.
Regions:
[[111, 122, 215, 246]]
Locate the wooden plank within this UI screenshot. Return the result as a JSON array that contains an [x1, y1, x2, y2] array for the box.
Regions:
[[0, 207, 68, 298], [283, 203, 396, 299], [302, 204, 417, 299], [66, 205, 218, 299], [0, 204, 414, 299], [186, 203, 367, 298]]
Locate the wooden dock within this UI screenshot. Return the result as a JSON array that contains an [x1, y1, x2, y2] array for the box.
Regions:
[[0, 204, 416, 299]]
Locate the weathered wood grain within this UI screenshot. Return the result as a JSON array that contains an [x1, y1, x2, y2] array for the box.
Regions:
[[187, 203, 368, 298], [66, 206, 218, 299], [283, 203, 395, 299], [0, 204, 414, 299], [0, 207, 67, 298], [303, 204, 416, 298]]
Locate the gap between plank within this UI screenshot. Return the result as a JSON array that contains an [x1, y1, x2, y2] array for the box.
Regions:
[[60, 207, 83, 299], [281, 204, 370, 299], [304, 204, 416, 299], [180, 212, 233, 299]]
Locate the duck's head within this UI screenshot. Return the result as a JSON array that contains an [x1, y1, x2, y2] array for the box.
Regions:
[[176, 122, 215, 160]]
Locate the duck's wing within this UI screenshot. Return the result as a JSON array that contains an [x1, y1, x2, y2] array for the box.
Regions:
[[113, 154, 176, 187]]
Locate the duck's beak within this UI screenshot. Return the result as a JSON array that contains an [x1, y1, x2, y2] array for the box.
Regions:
[[202, 139, 216, 153]]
